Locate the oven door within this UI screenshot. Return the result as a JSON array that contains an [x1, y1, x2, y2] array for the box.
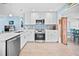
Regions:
[[35, 33, 45, 40]]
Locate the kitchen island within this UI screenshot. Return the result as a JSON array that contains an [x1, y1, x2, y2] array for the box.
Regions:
[[0, 32, 21, 56]]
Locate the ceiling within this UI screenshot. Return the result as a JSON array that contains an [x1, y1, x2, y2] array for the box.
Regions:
[[1, 3, 79, 19], [59, 4, 79, 18], [0, 3, 65, 15]]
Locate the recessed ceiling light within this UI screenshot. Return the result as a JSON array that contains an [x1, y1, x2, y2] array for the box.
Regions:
[[9, 14, 13, 17]]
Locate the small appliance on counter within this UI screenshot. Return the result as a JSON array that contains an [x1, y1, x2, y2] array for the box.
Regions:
[[4, 25, 15, 32], [9, 25, 15, 31], [4, 20, 15, 32], [9, 21, 15, 31], [4, 25, 10, 32]]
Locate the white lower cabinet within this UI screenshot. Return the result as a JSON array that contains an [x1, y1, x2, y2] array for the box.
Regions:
[[22, 30, 34, 42], [45, 30, 59, 42], [20, 29, 59, 48], [26, 30, 34, 41], [0, 41, 5, 56], [20, 32, 27, 49]]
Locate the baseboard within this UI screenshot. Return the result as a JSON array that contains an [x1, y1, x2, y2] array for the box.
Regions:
[[27, 41, 59, 43]]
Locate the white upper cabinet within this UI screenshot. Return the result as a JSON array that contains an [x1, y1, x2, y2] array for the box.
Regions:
[[31, 13, 38, 24], [37, 13, 46, 19], [45, 12, 57, 24], [29, 12, 57, 24], [31, 12, 46, 24]]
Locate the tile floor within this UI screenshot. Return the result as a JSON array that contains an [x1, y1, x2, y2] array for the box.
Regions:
[[19, 42, 79, 56]]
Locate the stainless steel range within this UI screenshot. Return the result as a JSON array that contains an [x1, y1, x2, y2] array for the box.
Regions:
[[35, 19, 45, 41], [35, 30, 45, 40]]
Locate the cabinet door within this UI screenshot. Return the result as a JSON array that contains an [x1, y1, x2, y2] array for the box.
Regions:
[[0, 41, 5, 56], [20, 32, 26, 49], [46, 30, 52, 42], [46, 30, 58, 42], [45, 13, 57, 24], [31, 13, 37, 24], [24, 30, 34, 42], [29, 30, 34, 41], [31, 13, 46, 24]]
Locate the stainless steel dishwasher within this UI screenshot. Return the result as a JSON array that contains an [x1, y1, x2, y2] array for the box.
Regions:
[[6, 35, 20, 56]]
